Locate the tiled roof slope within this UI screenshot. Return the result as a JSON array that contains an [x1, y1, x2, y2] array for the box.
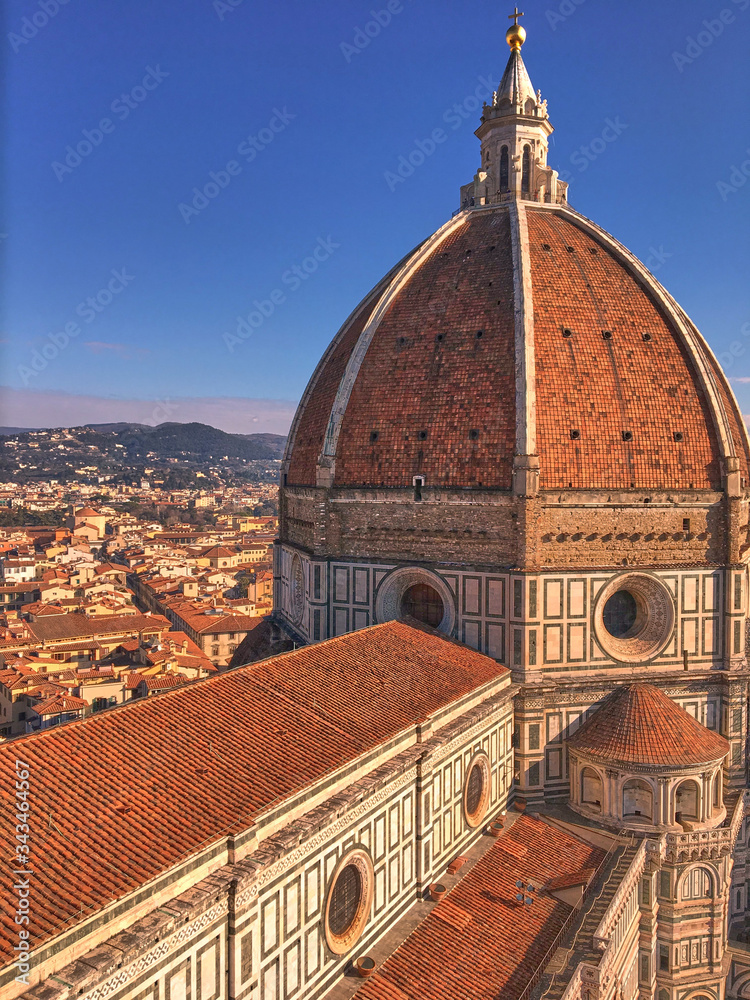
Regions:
[[27, 613, 169, 643], [334, 210, 516, 488], [0, 621, 507, 966], [527, 209, 742, 490], [567, 683, 729, 767], [355, 814, 605, 1000], [286, 248, 424, 485]]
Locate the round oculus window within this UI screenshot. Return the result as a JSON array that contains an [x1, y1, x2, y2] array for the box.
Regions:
[[594, 573, 674, 664], [323, 849, 374, 956], [463, 751, 491, 828], [602, 590, 640, 639], [400, 583, 445, 628]]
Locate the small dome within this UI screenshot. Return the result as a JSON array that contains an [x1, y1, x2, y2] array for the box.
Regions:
[[567, 684, 728, 769]]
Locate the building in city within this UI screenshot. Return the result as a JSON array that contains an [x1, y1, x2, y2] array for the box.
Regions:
[[1, 14, 748, 1000]]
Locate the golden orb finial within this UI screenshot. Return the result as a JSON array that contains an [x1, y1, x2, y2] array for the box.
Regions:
[[506, 6, 526, 50]]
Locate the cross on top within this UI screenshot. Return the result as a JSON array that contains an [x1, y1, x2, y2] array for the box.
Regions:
[[508, 6, 524, 25]]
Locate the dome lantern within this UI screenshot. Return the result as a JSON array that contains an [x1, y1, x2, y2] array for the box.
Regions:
[[460, 11, 568, 209]]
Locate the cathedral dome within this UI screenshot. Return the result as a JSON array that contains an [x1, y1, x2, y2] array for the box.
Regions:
[[285, 202, 748, 493], [284, 36, 749, 496]]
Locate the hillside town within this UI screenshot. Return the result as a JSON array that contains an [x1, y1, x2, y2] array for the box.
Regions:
[[0, 480, 277, 740]]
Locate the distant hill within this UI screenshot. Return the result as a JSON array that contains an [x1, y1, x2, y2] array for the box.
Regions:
[[0, 421, 287, 460], [117, 422, 287, 460]]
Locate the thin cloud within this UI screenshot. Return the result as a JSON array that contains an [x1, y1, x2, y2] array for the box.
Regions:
[[83, 341, 150, 360], [0, 387, 296, 435]]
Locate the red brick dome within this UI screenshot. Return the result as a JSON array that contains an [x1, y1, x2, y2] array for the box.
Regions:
[[284, 204, 748, 493], [567, 683, 728, 768]]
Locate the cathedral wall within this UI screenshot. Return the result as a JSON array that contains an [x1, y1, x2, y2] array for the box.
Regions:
[[231, 702, 512, 1000], [24, 681, 513, 1000], [515, 678, 742, 802], [536, 494, 725, 569], [277, 544, 740, 677]]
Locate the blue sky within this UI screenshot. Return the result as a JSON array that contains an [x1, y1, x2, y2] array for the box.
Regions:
[[3, 0, 749, 433]]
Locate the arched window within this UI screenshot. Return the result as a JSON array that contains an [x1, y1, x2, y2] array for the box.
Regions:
[[713, 772, 721, 809], [623, 778, 653, 821], [681, 867, 713, 900], [500, 146, 510, 193], [580, 767, 602, 811], [522, 145, 531, 195], [675, 779, 700, 822]]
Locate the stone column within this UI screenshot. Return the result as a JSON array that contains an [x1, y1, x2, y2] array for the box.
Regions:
[[658, 778, 670, 827]]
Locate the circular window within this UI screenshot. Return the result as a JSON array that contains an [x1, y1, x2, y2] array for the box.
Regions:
[[602, 590, 639, 638], [463, 751, 491, 828], [290, 555, 304, 625], [594, 573, 674, 664], [375, 568, 455, 634], [324, 849, 374, 956], [401, 583, 444, 628]]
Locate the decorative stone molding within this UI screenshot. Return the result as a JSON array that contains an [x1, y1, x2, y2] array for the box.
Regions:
[[323, 848, 375, 956], [374, 565, 456, 635], [234, 766, 417, 909], [78, 900, 229, 1000], [463, 750, 492, 828], [290, 553, 304, 624], [592, 572, 675, 664]]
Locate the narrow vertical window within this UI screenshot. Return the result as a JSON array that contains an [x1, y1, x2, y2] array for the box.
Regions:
[[500, 145, 509, 193], [522, 144, 531, 195]]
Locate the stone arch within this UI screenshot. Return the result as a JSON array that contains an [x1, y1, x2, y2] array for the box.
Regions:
[[674, 778, 701, 823], [622, 777, 654, 821], [580, 766, 603, 812], [679, 865, 716, 900]]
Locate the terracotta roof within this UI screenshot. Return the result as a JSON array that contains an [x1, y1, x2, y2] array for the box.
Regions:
[[34, 694, 88, 716], [355, 814, 605, 1000], [27, 613, 170, 643], [284, 204, 749, 490], [143, 673, 189, 691], [567, 683, 729, 767], [0, 621, 507, 965]]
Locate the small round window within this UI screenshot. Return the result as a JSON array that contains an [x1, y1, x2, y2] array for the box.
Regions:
[[324, 850, 374, 955], [463, 752, 491, 828]]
